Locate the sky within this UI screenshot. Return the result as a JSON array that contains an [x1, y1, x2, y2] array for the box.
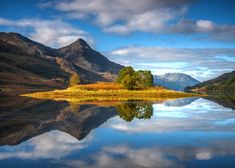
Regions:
[[0, 0, 235, 81]]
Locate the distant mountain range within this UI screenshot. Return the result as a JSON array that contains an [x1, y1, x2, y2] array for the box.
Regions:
[[185, 71, 235, 93], [0, 32, 123, 95], [154, 73, 200, 91]]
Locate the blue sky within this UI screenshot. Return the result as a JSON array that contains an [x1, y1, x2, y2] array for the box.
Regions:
[[0, 0, 235, 81]]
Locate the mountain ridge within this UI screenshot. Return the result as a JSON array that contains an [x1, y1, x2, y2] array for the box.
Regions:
[[185, 71, 235, 93], [154, 73, 200, 91]]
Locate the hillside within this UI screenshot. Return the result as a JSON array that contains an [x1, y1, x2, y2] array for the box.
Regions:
[[0, 32, 123, 95], [0, 39, 69, 95], [185, 71, 235, 93], [154, 73, 200, 91]]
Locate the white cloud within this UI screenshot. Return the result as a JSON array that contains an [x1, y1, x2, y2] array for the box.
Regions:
[[42, 0, 235, 40], [196, 20, 215, 32], [54, 0, 189, 26], [107, 46, 235, 81], [0, 18, 93, 48], [104, 8, 180, 34], [0, 18, 12, 25]]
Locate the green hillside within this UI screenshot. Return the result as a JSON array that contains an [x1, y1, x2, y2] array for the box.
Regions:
[[185, 71, 235, 94]]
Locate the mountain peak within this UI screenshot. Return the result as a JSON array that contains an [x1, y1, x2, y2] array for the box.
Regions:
[[75, 38, 88, 45], [163, 73, 199, 81], [65, 38, 91, 50], [164, 73, 190, 77]]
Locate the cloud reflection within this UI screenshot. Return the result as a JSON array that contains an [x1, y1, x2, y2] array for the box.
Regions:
[[0, 130, 92, 160], [63, 139, 235, 168], [104, 98, 235, 133]]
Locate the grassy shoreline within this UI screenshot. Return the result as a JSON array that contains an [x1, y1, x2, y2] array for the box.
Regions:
[[21, 82, 205, 102]]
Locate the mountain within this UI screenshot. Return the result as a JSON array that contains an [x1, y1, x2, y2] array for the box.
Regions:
[[0, 32, 124, 95], [0, 39, 69, 95], [185, 71, 235, 94], [59, 39, 122, 74], [154, 73, 200, 91]]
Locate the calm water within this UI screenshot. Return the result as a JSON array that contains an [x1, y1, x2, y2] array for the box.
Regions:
[[0, 96, 235, 168]]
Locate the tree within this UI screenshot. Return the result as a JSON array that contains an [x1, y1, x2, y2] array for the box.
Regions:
[[143, 70, 153, 87], [116, 66, 135, 83], [117, 67, 153, 90], [122, 74, 136, 90], [133, 70, 153, 88], [69, 73, 80, 87]]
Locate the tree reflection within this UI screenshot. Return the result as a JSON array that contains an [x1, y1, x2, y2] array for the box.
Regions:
[[116, 102, 153, 122]]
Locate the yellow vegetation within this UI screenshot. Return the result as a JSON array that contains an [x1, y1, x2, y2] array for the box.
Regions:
[[21, 82, 205, 102], [72, 82, 123, 90]]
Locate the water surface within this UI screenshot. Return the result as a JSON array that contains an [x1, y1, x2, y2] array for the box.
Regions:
[[0, 96, 235, 168]]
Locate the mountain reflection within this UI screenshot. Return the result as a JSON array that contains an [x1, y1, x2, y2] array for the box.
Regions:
[[0, 95, 234, 146], [0, 97, 154, 145], [205, 95, 235, 110], [163, 97, 199, 107]]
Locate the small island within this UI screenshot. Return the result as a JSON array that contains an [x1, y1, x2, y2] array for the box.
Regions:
[[22, 66, 203, 102]]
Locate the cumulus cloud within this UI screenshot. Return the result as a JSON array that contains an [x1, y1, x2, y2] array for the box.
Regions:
[[107, 46, 235, 81], [103, 8, 182, 34], [53, 0, 191, 26], [42, 0, 235, 40], [0, 18, 93, 48]]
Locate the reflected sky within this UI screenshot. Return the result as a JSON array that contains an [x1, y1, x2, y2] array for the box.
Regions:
[[0, 97, 235, 168], [106, 98, 235, 133]]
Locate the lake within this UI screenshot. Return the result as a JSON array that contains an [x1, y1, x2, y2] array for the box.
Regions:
[[0, 96, 235, 168]]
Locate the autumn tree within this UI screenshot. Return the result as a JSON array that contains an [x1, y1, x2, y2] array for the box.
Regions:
[[69, 73, 80, 87]]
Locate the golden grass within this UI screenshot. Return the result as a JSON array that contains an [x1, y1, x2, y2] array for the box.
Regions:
[[72, 82, 123, 90], [21, 82, 205, 102]]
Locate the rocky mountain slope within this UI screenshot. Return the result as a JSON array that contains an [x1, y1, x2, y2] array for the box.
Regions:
[[0, 32, 123, 95]]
